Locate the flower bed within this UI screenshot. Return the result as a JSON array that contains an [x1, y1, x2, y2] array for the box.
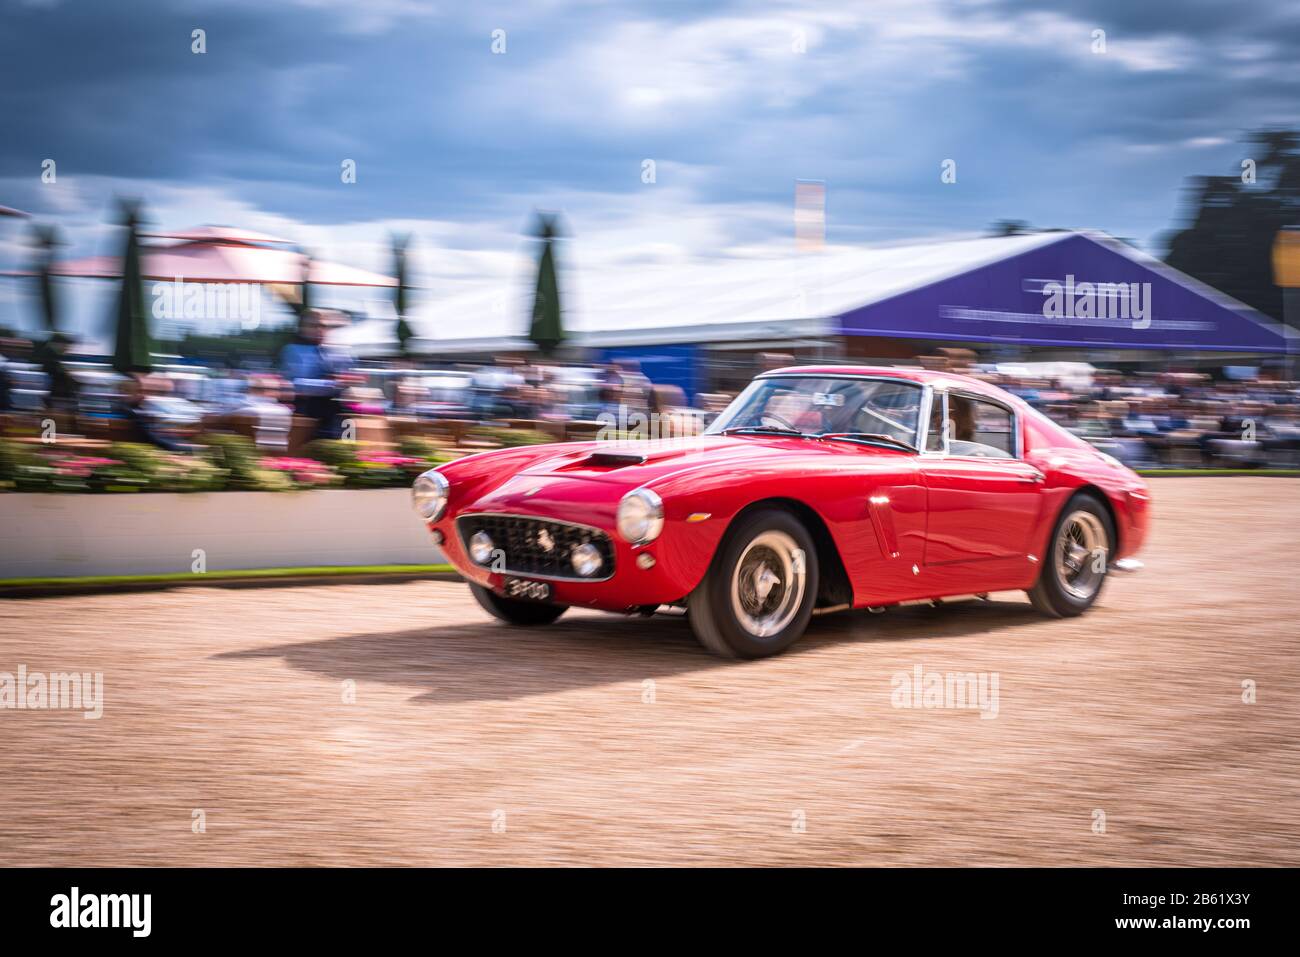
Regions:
[[0, 434, 452, 493]]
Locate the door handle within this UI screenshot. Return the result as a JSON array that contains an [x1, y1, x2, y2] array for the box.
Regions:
[[1020, 471, 1045, 483]]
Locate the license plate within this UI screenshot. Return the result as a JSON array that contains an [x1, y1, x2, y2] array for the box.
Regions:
[[502, 577, 551, 602]]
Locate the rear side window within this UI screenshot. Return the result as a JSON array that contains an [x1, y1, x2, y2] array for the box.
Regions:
[[972, 401, 1015, 456], [948, 394, 1016, 458]]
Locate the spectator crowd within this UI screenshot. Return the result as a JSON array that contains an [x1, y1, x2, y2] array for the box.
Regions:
[[1, 314, 1297, 475], [978, 367, 1300, 469]]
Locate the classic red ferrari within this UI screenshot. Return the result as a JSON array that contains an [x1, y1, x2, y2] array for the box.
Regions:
[[412, 366, 1150, 658]]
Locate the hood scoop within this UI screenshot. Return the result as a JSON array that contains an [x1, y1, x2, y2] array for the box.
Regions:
[[529, 438, 722, 477], [562, 444, 694, 470], [585, 450, 648, 467]]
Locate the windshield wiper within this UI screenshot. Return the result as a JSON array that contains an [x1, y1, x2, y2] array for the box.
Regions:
[[817, 432, 918, 452], [721, 426, 812, 438]]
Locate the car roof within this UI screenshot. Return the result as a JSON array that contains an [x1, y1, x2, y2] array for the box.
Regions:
[[761, 365, 1017, 402]]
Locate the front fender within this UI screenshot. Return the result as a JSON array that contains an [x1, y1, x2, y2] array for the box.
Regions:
[[648, 456, 926, 603]]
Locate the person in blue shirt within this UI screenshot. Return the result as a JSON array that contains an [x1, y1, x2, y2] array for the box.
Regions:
[[280, 309, 352, 439]]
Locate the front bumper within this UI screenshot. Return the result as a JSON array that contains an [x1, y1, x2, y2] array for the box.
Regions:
[[430, 506, 718, 611]]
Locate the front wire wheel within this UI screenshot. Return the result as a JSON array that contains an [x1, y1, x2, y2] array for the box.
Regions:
[[468, 582, 568, 626], [689, 509, 819, 658], [730, 530, 806, 638]]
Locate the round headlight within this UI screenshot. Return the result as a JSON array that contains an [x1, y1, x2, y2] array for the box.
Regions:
[[411, 469, 449, 521], [469, 531, 495, 565], [571, 542, 604, 577], [616, 488, 664, 545]]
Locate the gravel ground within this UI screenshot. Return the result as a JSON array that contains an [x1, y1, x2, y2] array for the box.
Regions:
[[1, 477, 1297, 866]]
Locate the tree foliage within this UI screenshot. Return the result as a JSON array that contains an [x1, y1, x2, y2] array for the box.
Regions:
[[1163, 129, 1300, 321]]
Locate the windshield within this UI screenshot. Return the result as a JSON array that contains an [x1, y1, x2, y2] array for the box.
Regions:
[[706, 375, 923, 448]]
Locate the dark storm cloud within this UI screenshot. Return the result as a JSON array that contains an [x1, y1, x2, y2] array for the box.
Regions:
[[1, 2, 342, 177], [0, 0, 1296, 248], [2, 0, 729, 227], [987, 0, 1295, 36]]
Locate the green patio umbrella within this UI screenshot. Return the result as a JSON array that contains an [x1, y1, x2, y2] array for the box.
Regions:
[[111, 199, 153, 375], [32, 223, 61, 333], [391, 232, 414, 355], [528, 212, 565, 357]]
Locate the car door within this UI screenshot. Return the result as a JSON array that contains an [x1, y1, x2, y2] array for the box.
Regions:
[[920, 390, 1044, 567]]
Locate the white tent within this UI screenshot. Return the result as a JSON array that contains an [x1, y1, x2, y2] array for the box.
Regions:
[[407, 231, 1065, 351]]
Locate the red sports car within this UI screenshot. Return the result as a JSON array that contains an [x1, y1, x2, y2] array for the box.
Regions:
[[412, 366, 1150, 658]]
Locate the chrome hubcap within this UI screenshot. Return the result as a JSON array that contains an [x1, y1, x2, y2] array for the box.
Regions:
[[1055, 510, 1108, 601], [730, 531, 805, 638]]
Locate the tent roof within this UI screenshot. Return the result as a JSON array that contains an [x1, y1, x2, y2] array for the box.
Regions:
[[837, 230, 1295, 354], [49, 242, 394, 287], [141, 225, 294, 245], [410, 229, 1292, 354], [410, 231, 1066, 346]]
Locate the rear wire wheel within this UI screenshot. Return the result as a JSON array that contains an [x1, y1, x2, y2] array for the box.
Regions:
[[1027, 493, 1115, 618]]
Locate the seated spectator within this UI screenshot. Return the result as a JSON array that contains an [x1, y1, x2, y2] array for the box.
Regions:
[[594, 381, 624, 422], [0, 338, 13, 412], [122, 375, 202, 452], [610, 359, 651, 416], [32, 332, 79, 410], [231, 374, 293, 451]]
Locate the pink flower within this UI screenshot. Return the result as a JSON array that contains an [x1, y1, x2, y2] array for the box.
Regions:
[[262, 456, 330, 472], [60, 456, 122, 468]]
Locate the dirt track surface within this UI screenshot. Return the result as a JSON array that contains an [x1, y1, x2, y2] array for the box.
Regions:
[[2, 477, 1297, 866]]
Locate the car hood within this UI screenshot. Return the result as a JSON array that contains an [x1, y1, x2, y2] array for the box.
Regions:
[[517, 433, 902, 489]]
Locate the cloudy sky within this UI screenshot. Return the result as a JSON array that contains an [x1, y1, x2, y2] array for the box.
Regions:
[[0, 0, 1296, 335]]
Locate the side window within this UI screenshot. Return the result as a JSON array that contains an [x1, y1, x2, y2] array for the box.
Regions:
[[948, 395, 1016, 458]]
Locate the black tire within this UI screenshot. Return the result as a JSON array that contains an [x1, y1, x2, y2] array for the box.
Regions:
[[1027, 492, 1115, 618], [688, 508, 820, 658], [468, 582, 568, 626]]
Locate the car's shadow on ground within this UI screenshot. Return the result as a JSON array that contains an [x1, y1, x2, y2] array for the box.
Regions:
[[214, 597, 1045, 705]]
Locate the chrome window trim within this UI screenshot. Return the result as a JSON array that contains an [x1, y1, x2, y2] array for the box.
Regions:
[[919, 385, 947, 457], [454, 511, 617, 583]]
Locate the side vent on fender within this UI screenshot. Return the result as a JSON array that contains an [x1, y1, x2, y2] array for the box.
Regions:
[[867, 495, 901, 559]]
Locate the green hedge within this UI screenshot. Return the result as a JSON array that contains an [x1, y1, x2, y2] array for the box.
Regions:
[[465, 425, 555, 447]]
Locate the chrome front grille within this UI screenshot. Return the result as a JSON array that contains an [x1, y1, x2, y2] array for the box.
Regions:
[[455, 513, 615, 581]]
